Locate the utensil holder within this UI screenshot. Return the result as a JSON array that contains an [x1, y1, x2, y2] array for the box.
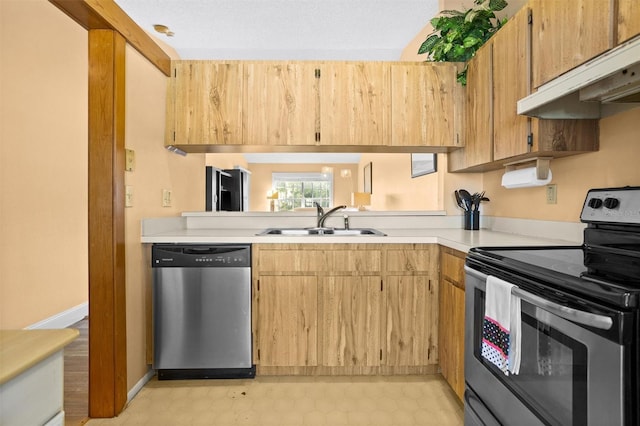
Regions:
[[464, 210, 480, 230]]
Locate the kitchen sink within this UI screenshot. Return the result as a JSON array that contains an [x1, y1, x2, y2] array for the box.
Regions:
[[257, 227, 386, 236]]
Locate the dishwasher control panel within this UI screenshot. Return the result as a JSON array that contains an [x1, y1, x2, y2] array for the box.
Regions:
[[152, 244, 251, 268]]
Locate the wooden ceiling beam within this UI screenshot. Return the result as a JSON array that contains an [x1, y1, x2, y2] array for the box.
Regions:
[[49, 0, 171, 76]]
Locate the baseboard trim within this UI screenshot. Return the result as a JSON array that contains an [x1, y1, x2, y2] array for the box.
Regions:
[[128, 369, 155, 402], [26, 302, 88, 329]]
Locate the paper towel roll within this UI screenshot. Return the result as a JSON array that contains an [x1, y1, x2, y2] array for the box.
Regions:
[[501, 166, 552, 188]]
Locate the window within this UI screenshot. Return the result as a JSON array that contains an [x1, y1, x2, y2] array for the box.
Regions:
[[272, 172, 333, 211]]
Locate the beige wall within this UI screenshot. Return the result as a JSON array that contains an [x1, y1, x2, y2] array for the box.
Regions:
[[124, 46, 205, 387], [358, 153, 441, 211], [0, 0, 88, 329], [0, 0, 206, 391], [480, 108, 640, 222]]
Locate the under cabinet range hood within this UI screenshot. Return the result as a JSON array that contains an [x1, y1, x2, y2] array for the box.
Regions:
[[518, 36, 640, 119]]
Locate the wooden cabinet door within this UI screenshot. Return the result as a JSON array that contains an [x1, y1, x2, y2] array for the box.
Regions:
[[244, 62, 318, 146], [449, 41, 493, 171], [439, 247, 466, 401], [439, 279, 465, 401], [493, 7, 531, 160], [390, 63, 461, 147], [618, 0, 640, 44], [170, 61, 243, 145], [385, 275, 437, 366], [319, 62, 390, 146], [320, 276, 382, 367], [256, 275, 318, 367], [531, 0, 613, 88]]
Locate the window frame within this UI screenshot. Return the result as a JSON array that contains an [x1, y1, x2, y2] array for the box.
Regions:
[[272, 172, 334, 211]]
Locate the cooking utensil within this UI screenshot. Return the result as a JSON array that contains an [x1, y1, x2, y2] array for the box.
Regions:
[[458, 189, 472, 211], [469, 191, 490, 211], [454, 190, 465, 210]]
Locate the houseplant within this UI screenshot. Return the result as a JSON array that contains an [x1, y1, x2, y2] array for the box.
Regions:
[[418, 0, 508, 85]]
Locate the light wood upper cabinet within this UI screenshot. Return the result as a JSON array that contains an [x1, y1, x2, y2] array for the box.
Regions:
[[167, 61, 243, 146], [319, 62, 390, 146], [450, 6, 599, 173], [243, 62, 319, 146], [618, 0, 640, 44], [492, 7, 530, 161], [438, 246, 466, 402], [449, 41, 493, 172], [320, 276, 382, 367], [166, 60, 464, 149], [256, 275, 318, 367], [530, 0, 613, 88], [390, 63, 463, 148]]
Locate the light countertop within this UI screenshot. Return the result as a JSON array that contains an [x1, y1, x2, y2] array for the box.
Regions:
[[0, 329, 79, 385], [141, 212, 583, 252], [141, 227, 578, 253]]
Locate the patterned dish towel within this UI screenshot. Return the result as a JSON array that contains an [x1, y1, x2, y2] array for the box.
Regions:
[[481, 275, 521, 375]]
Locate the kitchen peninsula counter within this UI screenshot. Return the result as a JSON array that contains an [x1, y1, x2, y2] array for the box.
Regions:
[[0, 329, 78, 384], [1, 328, 79, 425]]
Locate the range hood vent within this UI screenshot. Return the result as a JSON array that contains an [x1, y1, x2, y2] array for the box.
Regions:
[[518, 36, 640, 119]]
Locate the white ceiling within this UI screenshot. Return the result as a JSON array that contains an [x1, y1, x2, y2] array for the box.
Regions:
[[114, 0, 438, 60]]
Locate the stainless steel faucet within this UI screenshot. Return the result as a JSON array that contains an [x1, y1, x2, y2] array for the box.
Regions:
[[313, 202, 346, 228]]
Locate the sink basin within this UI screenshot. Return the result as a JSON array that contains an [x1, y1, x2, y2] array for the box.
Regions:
[[257, 227, 386, 236]]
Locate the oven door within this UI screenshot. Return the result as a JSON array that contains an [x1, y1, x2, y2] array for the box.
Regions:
[[465, 266, 627, 426]]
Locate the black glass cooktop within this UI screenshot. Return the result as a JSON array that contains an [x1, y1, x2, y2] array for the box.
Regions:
[[467, 246, 640, 309]]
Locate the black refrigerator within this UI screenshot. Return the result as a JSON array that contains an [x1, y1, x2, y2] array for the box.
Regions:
[[206, 166, 250, 211]]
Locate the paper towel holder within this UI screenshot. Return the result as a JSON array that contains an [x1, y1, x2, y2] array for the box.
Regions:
[[504, 156, 552, 180]]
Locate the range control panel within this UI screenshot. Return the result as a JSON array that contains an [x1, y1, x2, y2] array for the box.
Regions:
[[152, 244, 251, 268], [580, 187, 640, 225]]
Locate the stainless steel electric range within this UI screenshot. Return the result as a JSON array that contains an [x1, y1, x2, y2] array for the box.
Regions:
[[464, 186, 640, 426]]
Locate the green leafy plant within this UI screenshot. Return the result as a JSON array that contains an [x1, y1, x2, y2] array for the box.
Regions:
[[418, 0, 508, 85]]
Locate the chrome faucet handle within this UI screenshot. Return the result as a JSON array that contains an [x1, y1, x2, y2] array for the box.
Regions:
[[343, 214, 350, 230]]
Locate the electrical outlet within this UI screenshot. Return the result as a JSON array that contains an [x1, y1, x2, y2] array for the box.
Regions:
[[125, 185, 133, 207], [546, 184, 557, 204], [125, 149, 135, 172], [162, 189, 172, 207]]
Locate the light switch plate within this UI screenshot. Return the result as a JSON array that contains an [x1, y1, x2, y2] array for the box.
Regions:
[[125, 185, 133, 207], [125, 149, 135, 172], [162, 189, 172, 207], [546, 184, 557, 204]]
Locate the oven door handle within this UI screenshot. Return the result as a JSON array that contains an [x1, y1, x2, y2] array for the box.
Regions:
[[465, 267, 614, 330]]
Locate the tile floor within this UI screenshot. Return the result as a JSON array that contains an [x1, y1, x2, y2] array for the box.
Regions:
[[86, 375, 463, 426]]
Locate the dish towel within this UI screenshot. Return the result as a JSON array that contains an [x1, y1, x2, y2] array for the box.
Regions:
[[481, 275, 521, 375]]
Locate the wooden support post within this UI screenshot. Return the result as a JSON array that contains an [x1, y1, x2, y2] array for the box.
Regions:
[[88, 29, 128, 417]]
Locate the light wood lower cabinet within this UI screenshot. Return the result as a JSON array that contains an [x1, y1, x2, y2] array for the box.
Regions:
[[386, 275, 437, 366], [439, 246, 466, 401], [256, 275, 318, 367], [320, 276, 382, 367], [253, 243, 439, 375]]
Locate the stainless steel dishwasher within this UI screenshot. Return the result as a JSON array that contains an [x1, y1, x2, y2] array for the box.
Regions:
[[152, 244, 255, 380]]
